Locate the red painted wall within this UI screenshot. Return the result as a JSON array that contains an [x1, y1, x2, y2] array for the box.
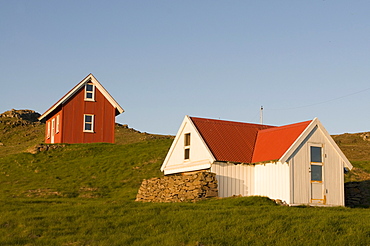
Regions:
[[44, 86, 116, 144], [45, 107, 63, 144]]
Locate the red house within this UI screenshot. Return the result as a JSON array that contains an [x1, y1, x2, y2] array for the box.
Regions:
[[38, 74, 124, 144]]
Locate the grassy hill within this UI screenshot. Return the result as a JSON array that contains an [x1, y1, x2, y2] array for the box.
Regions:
[[1, 110, 370, 245], [333, 132, 370, 182]]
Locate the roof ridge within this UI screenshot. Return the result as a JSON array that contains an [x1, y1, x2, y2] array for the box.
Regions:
[[190, 116, 276, 128], [257, 120, 312, 133]]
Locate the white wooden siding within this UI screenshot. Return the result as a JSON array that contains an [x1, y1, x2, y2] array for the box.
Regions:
[[254, 162, 290, 203], [211, 161, 289, 203], [211, 162, 254, 197], [290, 126, 345, 206]]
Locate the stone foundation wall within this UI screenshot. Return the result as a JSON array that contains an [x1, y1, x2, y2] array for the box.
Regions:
[[136, 171, 218, 202], [345, 181, 370, 207]]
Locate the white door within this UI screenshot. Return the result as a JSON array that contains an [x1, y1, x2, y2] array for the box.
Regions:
[[309, 144, 325, 204], [51, 119, 55, 143]]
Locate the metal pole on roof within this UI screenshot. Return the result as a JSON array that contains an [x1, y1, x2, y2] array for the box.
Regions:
[[260, 106, 263, 125]]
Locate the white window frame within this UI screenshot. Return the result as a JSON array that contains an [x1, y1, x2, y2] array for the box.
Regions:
[[47, 121, 51, 139], [84, 82, 95, 101], [56, 115, 60, 133], [83, 114, 94, 133], [184, 133, 190, 160]]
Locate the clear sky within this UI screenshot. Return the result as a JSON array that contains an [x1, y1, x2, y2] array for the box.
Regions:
[[1, 1, 370, 135]]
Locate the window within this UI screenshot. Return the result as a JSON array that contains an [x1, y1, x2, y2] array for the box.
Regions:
[[184, 133, 190, 146], [310, 146, 323, 182], [184, 148, 190, 160], [47, 121, 51, 139], [311, 165, 322, 181], [184, 133, 190, 160], [310, 146, 322, 163], [56, 115, 60, 133], [84, 114, 94, 132], [85, 83, 95, 101]]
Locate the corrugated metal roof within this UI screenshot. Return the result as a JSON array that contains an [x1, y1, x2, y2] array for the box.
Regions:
[[190, 117, 312, 163], [190, 117, 274, 163], [252, 120, 312, 163]]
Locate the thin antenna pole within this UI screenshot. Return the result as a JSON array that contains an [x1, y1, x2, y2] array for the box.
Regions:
[[260, 106, 263, 125]]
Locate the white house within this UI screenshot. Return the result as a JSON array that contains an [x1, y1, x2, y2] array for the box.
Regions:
[[161, 116, 353, 206]]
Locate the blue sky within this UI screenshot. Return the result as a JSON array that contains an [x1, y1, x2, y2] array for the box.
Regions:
[[1, 1, 370, 135]]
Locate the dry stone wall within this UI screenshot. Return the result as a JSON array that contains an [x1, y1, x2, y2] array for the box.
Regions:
[[345, 181, 370, 207], [136, 171, 218, 202]]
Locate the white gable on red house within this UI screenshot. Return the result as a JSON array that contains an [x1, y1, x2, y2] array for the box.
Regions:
[[161, 116, 352, 206]]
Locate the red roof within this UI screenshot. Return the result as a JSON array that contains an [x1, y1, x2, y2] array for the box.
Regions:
[[252, 120, 312, 163], [190, 117, 312, 163]]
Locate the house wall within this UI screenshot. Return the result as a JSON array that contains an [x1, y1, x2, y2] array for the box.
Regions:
[[44, 107, 63, 144], [290, 126, 345, 206], [61, 86, 116, 144], [211, 161, 290, 202], [211, 162, 254, 197], [162, 117, 214, 175], [254, 162, 290, 203]]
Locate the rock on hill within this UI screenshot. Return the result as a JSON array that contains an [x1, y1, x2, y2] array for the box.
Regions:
[[0, 109, 41, 126], [0, 109, 44, 157]]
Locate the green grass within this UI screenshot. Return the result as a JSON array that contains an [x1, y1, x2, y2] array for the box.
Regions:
[[1, 113, 370, 245], [0, 122, 44, 158], [0, 139, 171, 200], [1, 139, 370, 245], [1, 197, 370, 245]]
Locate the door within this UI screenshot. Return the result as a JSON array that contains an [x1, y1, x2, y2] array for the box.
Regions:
[[310, 145, 325, 204], [51, 119, 55, 144]]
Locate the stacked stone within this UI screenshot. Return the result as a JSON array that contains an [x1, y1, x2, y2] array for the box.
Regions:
[[28, 144, 66, 154], [345, 181, 370, 207], [136, 172, 218, 202]]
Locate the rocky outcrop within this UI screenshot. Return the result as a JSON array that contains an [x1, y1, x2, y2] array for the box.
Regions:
[[0, 109, 41, 127], [345, 181, 370, 207], [136, 172, 218, 202]]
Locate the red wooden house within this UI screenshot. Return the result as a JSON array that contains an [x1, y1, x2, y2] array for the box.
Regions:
[[38, 74, 124, 144]]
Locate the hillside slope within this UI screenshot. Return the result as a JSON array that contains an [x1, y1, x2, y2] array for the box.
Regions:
[[0, 139, 173, 200], [1, 110, 370, 245], [0, 109, 173, 158], [0, 109, 174, 200], [332, 132, 370, 182], [1, 109, 370, 185], [0, 109, 44, 157]]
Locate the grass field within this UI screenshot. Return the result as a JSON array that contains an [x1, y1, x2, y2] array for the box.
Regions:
[[1, 112, 370, 245], [2, 197, 370, 245]]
